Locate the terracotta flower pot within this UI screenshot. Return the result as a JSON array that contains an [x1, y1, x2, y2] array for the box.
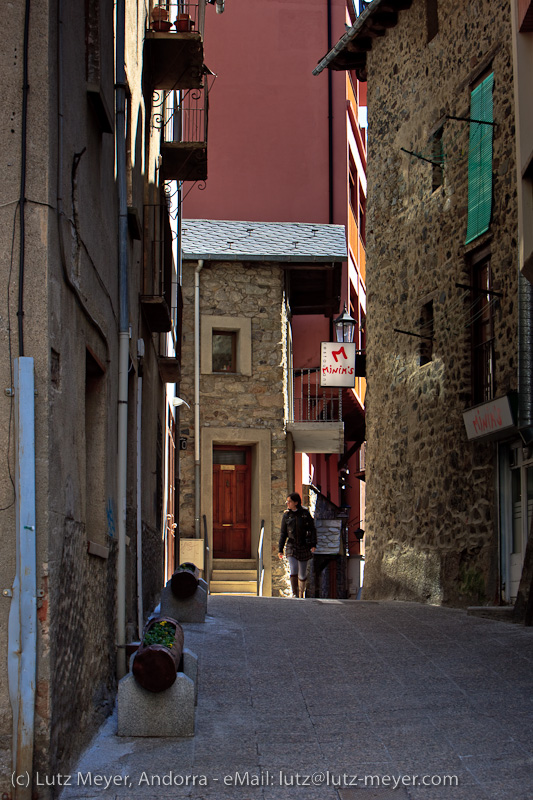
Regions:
[[175, 13, 193, 31], [151, 19, 172, 31]]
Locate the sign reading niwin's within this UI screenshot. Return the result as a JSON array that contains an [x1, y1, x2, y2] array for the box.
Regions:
[[462, 394, 516, 441], [320, 342, 356, 388]]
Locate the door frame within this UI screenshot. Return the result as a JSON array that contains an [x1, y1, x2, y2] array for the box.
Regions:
[[201, 427, 272, 595]]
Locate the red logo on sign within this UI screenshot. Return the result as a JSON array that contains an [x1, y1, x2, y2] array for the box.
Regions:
[[331, 347, 348, 362]]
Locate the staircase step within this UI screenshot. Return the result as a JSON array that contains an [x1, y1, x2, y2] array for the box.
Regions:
[[212, 558, 257, 571], [212, 569, 257, 581], [210, 580, 257, 595]]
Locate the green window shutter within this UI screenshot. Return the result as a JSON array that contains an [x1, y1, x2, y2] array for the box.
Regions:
[[465, 72, 494, 245]]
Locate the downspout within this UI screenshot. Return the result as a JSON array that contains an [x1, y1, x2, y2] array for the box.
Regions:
[[8, 359, 36, 800], [116, 0, 129, 678], [327, 0, 334, 224], [136, 340, 145, 636], [517, 268, 533, 445], [194, 260, 204, 538]]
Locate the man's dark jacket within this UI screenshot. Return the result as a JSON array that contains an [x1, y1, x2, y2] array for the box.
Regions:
[[279, 506, 317, 562]]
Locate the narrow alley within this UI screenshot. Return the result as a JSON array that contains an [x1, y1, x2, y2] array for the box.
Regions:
[[58, 597, 533, 800]]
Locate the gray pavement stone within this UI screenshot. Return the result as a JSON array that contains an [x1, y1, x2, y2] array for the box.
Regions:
[[59, 597, 533, 800]]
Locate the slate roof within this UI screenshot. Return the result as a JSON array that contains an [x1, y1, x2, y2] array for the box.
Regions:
[[313, 0, 413, 81], [181, 219, 347, 263]]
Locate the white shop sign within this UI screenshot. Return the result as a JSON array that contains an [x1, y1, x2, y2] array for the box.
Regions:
[[320, 342, 356, 388], [463, 395, 516, 441]]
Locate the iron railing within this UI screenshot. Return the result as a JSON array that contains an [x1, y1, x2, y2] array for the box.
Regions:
[[203, 514, 210, 594], [257, 520, 265, 596], [147, 1, 206, 37], [153, 86, 208, 146], [289, 368, 342, 423]]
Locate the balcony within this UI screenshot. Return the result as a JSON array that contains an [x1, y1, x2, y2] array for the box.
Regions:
[[144, 1, 206, 91], [154, 85, 208, 181], [286, 369, 344, 454], [141, 199, 174, 333]]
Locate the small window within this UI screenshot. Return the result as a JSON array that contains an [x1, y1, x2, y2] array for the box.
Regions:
[[212, 331, 237, 373], [431, 128, 444, 192], [419, 301, 434, 366], [426, 0, 439, 42], [213, 448, 247, 466], [471, 253, 494, 403]]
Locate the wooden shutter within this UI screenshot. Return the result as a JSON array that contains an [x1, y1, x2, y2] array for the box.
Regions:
[[465, 73, 494, 245]]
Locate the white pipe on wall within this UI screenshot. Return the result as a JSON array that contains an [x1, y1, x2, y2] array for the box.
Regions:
[[136, 341, 144, 637], [194, 260, 204, 538], [116, 0, 129, 679], [7, 357, 37, 800]]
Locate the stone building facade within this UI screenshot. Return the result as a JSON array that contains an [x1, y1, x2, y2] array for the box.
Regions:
[[179, 219, 347, 597], [0, 0, 215, 793], [362, 0, 517, 605], [314, 0, 521, 606]]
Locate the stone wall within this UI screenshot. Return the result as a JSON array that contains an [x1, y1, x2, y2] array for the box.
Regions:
[[363, 0, 517, 605], [180, 259, 290, 595]]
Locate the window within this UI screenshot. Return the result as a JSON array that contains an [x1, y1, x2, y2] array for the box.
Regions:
[[465, 72, 494, 244], [212, 331, 237, 373], [426, 0, 439, 42], [85, 348, 106, 544], [359, 182, 366, 245], [471, 251, 494, 404], [201, 315, 252, 376], [419, 301, 434, 366], [431, 128, 444, 192]]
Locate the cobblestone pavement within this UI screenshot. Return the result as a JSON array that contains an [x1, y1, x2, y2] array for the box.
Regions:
[[59, 597, 533, 800]]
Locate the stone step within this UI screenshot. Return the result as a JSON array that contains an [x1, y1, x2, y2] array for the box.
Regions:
[[210, 580, 257, 595], [211, 558, 257, 570], [212, 569, 257, 581]]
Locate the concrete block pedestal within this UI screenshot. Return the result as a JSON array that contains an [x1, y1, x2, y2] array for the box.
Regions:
[[118, 672, 195, 737], [160, 578, 208, 623], [119, 647, 199, 737]]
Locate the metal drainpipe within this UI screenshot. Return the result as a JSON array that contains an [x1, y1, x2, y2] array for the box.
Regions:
[[136, 341, 145, 637], [116, 0, 129, 678], [327, 0, 334, 224], [518, 268, 533, 444], [8, 358, 37, 800], [194, 260, 204, 538]]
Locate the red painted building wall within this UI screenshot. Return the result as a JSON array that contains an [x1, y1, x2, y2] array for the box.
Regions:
[[185, 0, 367, 574]]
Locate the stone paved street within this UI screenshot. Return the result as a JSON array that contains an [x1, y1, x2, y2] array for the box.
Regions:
[[59, 597, 533, 800]]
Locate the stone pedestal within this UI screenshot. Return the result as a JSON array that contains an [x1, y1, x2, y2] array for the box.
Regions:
[[160, 578, 207, 623], [182, 647, 199, 705], [118, 672, 195, 737]]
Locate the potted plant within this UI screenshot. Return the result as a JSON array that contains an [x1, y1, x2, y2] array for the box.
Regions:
[[151, 4, 172, 31], [175, 12, 194, 31]]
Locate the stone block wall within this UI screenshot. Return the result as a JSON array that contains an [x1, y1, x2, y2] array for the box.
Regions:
[[363, 0, 517, 605]]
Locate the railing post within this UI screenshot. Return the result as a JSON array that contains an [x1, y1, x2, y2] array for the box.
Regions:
[[257, 520, 265, 596]]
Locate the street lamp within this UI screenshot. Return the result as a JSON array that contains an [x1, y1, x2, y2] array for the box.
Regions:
[[172, 396, 191, 410], [334, 305, 356, 343]]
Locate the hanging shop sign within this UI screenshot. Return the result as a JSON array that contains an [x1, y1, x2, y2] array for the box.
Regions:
[[462, 394, 517, 441], [320, 342, 356, 388]]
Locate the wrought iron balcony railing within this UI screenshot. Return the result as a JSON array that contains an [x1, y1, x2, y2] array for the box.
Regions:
[[289, 369, 342, 424], [153, 86, 208, 181], [148, 1, 206, 37]]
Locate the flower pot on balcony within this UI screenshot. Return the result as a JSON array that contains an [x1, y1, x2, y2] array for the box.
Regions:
[[151, 5, 171, 31], [175, 13, 193, 31]]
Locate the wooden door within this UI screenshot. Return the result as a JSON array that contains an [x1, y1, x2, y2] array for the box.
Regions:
[[213, 447, 251, 558]]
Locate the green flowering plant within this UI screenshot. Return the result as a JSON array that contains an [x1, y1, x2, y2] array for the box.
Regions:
[[142, 620, 176, 649]]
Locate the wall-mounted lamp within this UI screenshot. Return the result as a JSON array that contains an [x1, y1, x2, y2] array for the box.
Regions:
[[172, 397, 191, 410], [333, 305, 356, 343]]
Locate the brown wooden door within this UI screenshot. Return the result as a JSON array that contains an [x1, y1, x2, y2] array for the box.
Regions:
[[213, 447, 251, 558]]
